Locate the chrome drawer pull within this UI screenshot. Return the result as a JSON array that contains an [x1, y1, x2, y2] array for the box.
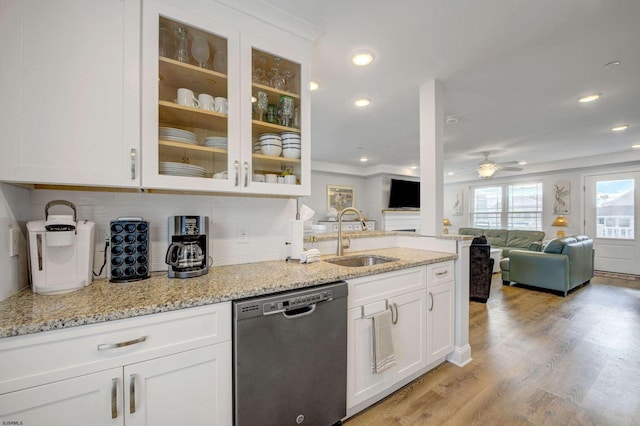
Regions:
[[129, 374, 136, 414], [244, 162, 249, 187], [429, 292, 434, 311], [97, 335, 147, 351], [111, 377, 119, 419], [435, 270, 448, 277]]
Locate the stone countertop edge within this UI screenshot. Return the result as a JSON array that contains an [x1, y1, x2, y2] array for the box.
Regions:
[[0, 247, 457, 339], [305, 230, 475, 242]]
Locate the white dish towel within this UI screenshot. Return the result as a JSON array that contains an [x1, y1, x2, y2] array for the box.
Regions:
[[299, 249, 321, 264], [370, 309, 396, 374]]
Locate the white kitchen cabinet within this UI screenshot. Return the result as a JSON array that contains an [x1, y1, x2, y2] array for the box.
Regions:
[[0, 0, 141, 188], [0, 367, 123, 426], [0, 303, 232, 426], [346, 267, 427, 414], [426, 261, 455, 364], [141, 0, 312, 196]]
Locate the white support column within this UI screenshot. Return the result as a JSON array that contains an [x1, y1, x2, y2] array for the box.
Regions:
[[419, 79, 444, 236], [447, 238, 472, 367]]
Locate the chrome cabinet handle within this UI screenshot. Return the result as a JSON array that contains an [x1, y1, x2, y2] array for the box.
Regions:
[[244, 162, 249, 187], [390, 302, 398, 325], [130, 148, 137, 180], [234, 160, 240, 186], [111, 377, 118, 419], [97, 335, 147, 351], [429, 292, 434, 311], [129, 374, 136, 414], [36, 234, 43, 271], [435, 270, 448, 277]]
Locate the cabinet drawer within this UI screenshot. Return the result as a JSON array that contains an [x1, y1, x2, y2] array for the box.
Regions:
[[347, 267, 426, 308], [0, 303, 231, 394], [427, 261, 454, 286]]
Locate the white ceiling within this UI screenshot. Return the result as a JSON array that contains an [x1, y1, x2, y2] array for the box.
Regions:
[[259, 0, 640, 181]]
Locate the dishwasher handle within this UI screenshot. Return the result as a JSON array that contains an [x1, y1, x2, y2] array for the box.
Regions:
[[282, 304, 316, 319]]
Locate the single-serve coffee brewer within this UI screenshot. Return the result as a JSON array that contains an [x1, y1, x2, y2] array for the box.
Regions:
[[165, 215, 209, 278]]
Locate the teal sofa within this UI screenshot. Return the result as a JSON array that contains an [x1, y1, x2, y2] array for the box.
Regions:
[[458, 228, 545, 257], [500, 235, 594, 296]]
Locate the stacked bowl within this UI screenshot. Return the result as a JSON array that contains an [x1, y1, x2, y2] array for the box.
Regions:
[[281, 132, 301, 159], [259, 133, 282, 156]]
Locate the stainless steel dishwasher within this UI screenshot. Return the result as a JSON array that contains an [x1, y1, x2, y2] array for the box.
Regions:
[[233, 281, 348, 426]]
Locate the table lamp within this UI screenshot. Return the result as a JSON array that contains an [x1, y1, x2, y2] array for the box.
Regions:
[[551, 216, 569, 238], [443, 218, 452, 234]]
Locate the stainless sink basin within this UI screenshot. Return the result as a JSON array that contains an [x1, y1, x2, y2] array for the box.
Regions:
[[325, 255, 399, 267]]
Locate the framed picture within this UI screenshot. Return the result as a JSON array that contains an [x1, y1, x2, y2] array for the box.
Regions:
[[327, 185, 355, 211], [553, 181, 570, 214], [452, 191, 463, 216]]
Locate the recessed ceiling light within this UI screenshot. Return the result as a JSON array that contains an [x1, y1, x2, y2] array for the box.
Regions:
[[612, 125, 629, 132], [352, 51, 375, 66], [518, 161, 527, 165], [632, 144, 640, 149], [354, 98, 371, 107], [359, 157, 368, 162], [578, 93, 600, 103], [447, 172, 455, 176], [409, 166, 418, 170], [309, 80, 319, 91]]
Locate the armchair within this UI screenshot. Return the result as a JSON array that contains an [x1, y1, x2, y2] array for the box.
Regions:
[[500, 235, 594, 296]]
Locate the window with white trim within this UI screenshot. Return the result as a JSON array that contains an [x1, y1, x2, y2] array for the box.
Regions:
[[471, 182, 543, 230]]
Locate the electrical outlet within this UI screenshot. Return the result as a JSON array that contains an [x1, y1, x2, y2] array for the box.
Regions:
[[238, 227, 249, 244], [9, 228, 20, 257]]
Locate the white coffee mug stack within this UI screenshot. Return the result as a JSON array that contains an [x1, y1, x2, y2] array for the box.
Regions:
[[177, 88, 199, 108], [198, 93, 215, 111]]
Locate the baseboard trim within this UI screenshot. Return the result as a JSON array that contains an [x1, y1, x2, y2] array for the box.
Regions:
[[447, 344, 472, 367]]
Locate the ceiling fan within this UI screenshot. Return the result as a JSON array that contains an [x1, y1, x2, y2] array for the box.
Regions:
[[477, 152, 522, 178]]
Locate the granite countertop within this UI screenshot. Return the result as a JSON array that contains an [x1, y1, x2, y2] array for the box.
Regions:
[[0, 247, 457, 338]]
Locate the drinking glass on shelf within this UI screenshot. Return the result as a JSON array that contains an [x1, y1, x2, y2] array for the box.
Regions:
[[266, 104, 278, 124], [159, 24, 169, 58], [191, 35, 210, 69], [174, 26, 190, 63], [255, 91, 268, 121], [278, 95, 294, 127], [269, 57, 286, 90], [282, 69, 295, 93]]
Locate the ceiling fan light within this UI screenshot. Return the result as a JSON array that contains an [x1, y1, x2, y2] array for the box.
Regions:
[[352, 51, 375, 66], [478, 164, 498, 178]]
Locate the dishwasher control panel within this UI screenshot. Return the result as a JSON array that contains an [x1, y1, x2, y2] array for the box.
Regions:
[[263, 290, 333, 315]]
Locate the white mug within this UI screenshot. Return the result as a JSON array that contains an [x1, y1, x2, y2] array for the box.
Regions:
[[277, 176, 285, 184], [284, 174, 296, 185], [177, 88, 199, 108], [214, 97, 228, 114], [198, 93, 215, 111], [265, 174, 278, 184]]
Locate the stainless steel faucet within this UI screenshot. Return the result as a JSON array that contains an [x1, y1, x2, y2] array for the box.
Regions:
[[337, 207, 368, 256]]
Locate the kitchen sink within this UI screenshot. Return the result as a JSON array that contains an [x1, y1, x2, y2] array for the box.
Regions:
[[324, 254, 399, 267]]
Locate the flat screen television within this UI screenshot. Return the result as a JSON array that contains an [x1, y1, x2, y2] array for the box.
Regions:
[[388, 179, 420, 208]]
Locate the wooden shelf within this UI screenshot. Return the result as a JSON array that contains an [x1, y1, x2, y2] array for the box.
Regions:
[[159, 139, 227, 163], [252, 82, 299, 102], [159, 101, 227, 131], [159, 57, 228, 97], [252, 152, 300, 164], [252, 120, 300, 135]]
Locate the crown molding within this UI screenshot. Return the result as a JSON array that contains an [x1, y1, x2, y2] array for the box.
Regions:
[[311, 161, 420, 178]]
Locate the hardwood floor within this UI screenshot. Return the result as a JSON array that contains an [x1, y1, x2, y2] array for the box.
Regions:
[[344, 275, 640, 425]]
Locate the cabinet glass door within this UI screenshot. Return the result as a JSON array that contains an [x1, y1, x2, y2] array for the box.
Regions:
[[141, 3, 240, 191]]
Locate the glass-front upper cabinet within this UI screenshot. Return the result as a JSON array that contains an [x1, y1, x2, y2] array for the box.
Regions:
[[142, 0, 311, 196], [241, 35, 311, 196], [141, 2, 241, 192]]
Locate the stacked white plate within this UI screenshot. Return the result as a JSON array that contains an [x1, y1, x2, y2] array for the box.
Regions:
[[159, 162, 205, 177], [259, 133, 282, 156], [253, 140, 262, 153], [205, 136, 228, 148], [159, 127, 198, 145], [281, 132, 301, 159]]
